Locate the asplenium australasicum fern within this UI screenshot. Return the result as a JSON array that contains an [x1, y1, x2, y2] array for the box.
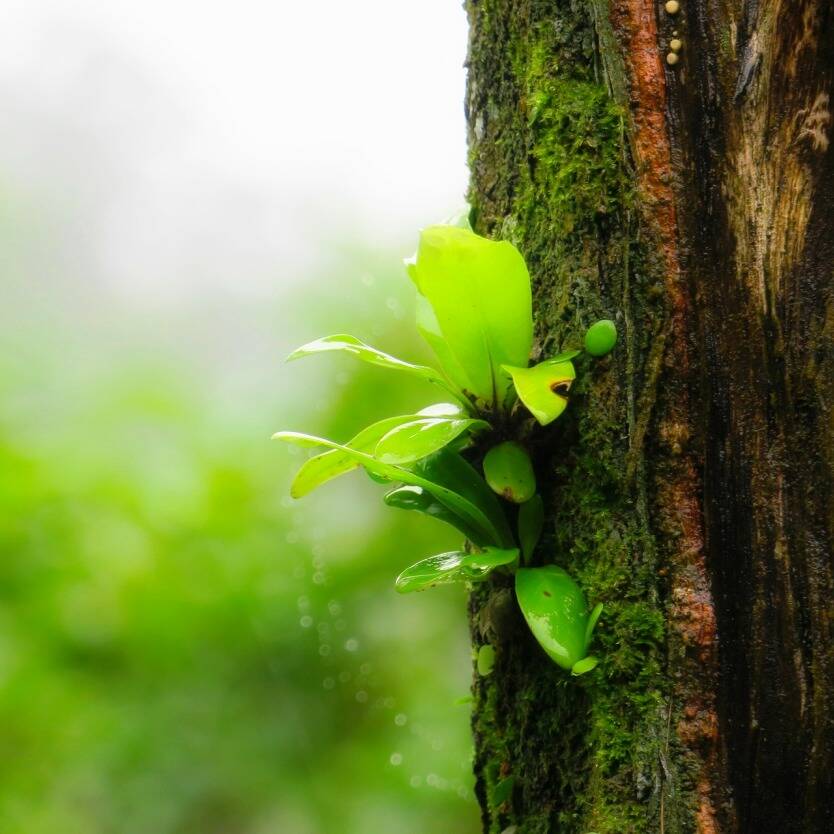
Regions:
[[274, 222, 617, 676]]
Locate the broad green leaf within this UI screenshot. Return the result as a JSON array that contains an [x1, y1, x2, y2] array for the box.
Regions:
[[518, 494, 544, 564], [274, 432, 507, 546], [407, 226, 533, 404], [515, 566, 600, 674], [395, 547, 518, 593], [412, 448, 514, 547], [288, 403, 465, 497], [414, 294, 473, 397], [383, 485, 483, 542], [287, 334, 461, 400], [375, 416, 490, 465], [503, 358, 576, 426]]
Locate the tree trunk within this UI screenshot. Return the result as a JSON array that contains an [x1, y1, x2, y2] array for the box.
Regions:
[[464, 0, 834, 832]]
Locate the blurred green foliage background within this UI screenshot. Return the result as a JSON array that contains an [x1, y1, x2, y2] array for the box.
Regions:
[[0, 241, 481, 832]]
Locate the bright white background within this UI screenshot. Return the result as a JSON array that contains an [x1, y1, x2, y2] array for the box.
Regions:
[[0, 0, 469, 302]]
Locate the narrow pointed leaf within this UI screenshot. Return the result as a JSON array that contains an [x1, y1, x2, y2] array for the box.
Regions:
[[289, 415, 415, 498], [407, 226, 533, 404], [515, 566, 599, 673], [274, 432, 506, 545], [375, 416, 490, 465], [395, 547, 518, 593], [584, 602, 604, 651], [287, 334, 461, 400], [383, 485, 483, 542], [503, 357, 577, 426], [518, 494, 544, 564], [287, 403, 465, 497]]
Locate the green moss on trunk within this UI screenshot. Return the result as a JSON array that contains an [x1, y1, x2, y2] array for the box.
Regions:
[[465, 0, 695, 830]]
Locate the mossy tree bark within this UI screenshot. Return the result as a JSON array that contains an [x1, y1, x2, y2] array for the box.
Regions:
[[464, 1, 834, 832]]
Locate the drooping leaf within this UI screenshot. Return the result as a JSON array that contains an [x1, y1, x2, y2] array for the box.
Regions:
[[503, 357, 577, 426], [394, 547, 518, 593], [518, 494, 544, 564], [383, 485, 484, 542], [286, 334, 462, 400], [412, 448, 514, 547], [375, 416, 490, 465], [515, 565, 601, 675], [407, 226, 533, 405], [289, 415, 414, 498], [288, 403, 465, 497], [274, 432, 507, 546]]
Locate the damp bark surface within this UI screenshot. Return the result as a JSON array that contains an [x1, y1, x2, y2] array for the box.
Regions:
[[464, 0, 834, 832]]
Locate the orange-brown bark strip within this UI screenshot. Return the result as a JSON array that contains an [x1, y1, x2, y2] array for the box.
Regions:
[[607, 0, 723, 831]]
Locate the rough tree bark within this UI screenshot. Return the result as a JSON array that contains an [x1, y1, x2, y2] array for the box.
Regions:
[[464, 0, 834, 832]]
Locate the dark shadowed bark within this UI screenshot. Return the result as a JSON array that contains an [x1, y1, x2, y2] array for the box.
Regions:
[[464, 0, 834, 831]]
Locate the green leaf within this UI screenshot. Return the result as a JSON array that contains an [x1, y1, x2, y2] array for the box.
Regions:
[[407, 226, 533, 405], [288, 415, 414, 498], [412, 448, 514, 547], [287, 334, 462, 400], [503, 357, 577, 426], [394, 547, 518, 593], [515, 566, 600, 673], [415, 295, 473, 397], [518, 494, 544, 564], [274, 432, 508, 546], [491, 775, 516, 808], [571, 656, 599, 676], [383, 485, 484, 542], [287, 403, 465, 497], [584, 601, 604, 650], [375, 416, 490, 465]]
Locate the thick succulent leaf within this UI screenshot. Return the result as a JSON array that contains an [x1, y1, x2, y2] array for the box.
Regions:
[[515, 566, 598, 673], [407, 226, 533, 404], [412, 448, 514, 547], [483, 441, 536, 504], [518, 494, 544, 564], [274, 432, 507, 546], [287, 334, 461, 400], [375, 416, 490, 465], [503, 358, 577, 426], [395, 547, 518, 593], [383, 485, 483, 542]]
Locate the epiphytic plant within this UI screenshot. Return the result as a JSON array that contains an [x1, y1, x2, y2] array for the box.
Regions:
[[274, 220, 616, 675]]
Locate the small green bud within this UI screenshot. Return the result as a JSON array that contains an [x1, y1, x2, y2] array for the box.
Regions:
[[477, 644, 496, 676], [584, 319, 618, 357], [483, 441, 536, 504]]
